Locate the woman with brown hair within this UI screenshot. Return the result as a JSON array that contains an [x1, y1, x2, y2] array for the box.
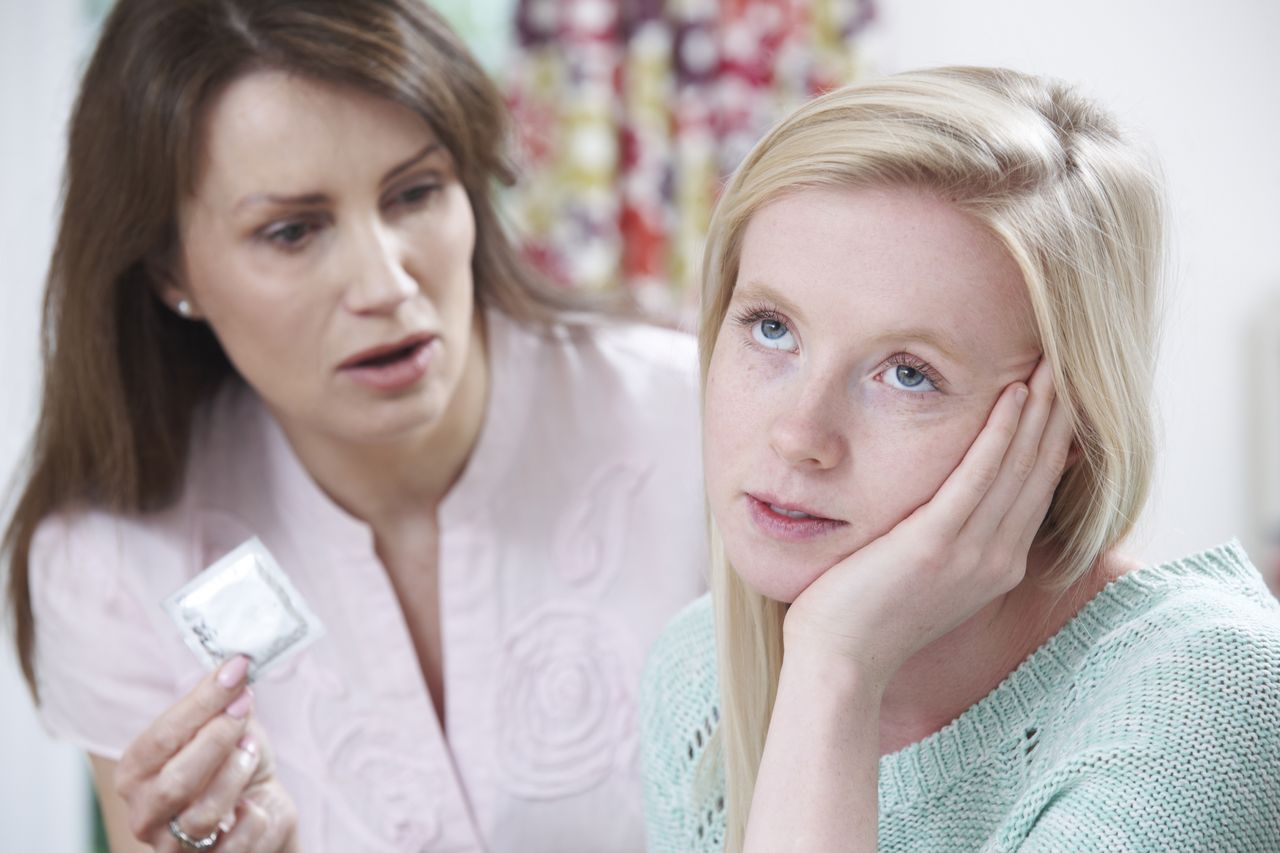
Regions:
[[4, 1, 706, 850]]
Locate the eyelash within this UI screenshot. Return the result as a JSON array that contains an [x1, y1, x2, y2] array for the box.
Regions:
[[732, 302, 794, 346], [262, 218, 321, 249], [258, 181, 442, 252], [389, 182, 440, 209], [881, 352, 944, 391], [731, 300, 944, 390]]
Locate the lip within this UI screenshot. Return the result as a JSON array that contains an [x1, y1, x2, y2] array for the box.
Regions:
[[745, 493, 846, 542], [338, 332, 436, 370], [338, 332, 438, 392]]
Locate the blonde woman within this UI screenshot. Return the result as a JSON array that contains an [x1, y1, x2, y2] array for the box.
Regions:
[[642, 67, 1280, 851]]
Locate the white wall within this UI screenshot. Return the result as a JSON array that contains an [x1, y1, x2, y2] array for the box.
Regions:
[[1, 1, 1277, 849], [1, 0, 95, 849], [876, 0, 1280, 571]]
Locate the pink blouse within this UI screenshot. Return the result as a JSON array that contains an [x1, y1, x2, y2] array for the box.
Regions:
[[30, 310, 708, 852]]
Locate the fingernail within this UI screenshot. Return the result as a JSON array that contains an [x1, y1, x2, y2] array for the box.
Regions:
[[217, 811, 237, 834], [236, 735, 259, 770], [217, 656, 250, 689], [1015, 386, 1029, 405], [225, 687, 253, 719]]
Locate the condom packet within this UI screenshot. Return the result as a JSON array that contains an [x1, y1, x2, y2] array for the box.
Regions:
[[163, 537, 324, 682]]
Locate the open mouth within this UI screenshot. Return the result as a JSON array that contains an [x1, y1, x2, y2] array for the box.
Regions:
[[768, 503, 818, 520], [340, 333, 435, 370], [746, 494, 845, 540], [339, 334, 436, 391], [350, 340, 428, 369]]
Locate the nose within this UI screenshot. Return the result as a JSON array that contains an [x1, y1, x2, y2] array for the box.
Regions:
[[342, 221, 418, 315], [768, 376, 848, 471]]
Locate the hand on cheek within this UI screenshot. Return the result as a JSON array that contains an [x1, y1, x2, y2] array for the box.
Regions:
[[782, 359, 1073, 691]]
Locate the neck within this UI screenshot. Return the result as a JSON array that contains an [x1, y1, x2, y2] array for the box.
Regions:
[[278, 312, 489, 534], [877, 546, 1132, 756]]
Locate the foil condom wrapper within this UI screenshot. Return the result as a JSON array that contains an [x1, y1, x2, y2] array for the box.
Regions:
[[163, 537, 324, 682]]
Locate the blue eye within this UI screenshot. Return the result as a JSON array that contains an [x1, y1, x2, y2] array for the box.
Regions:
[[731, 303, 799, 352], [896, 366, 925, 387], [752, 317, 796, 350], [760, 319, 787, 339], [881, 359, 938, 393]]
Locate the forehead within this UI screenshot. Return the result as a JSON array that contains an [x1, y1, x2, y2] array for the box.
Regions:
[[736, 185, 1036, 361], [192, 69, 435, 200]]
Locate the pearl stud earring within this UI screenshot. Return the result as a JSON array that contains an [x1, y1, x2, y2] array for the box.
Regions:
[[176, 298, 193, 318]]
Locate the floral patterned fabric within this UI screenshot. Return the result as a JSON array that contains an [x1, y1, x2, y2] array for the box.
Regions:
[[502, 0, 877, 320]]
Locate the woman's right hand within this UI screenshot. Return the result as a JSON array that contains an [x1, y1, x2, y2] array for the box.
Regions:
[[743, 360, 1071, 852], [113, 655, 298, 852], [783, 356, 1072, 693]]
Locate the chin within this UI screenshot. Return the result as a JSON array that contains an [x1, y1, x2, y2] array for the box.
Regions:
[[722, 539, 826, 604], [346, 391, 447, 443]]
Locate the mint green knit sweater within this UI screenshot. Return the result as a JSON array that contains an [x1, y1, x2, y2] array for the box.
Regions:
[[640, 542, 1280, 851]]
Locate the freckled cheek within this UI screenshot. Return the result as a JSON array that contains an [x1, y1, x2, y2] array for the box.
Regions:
[[855, 411, 988, 521], [703, 358, 773, 499], [702, 377, 745, 504]]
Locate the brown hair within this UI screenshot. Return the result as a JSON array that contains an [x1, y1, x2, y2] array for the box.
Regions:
[[4, 0, 590, 696]]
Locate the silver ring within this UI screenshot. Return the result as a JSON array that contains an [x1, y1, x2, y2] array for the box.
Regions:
[[168, 817, 221, 850]]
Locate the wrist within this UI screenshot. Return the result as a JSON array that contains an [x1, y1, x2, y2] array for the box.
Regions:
[[778, 635, 887, 708], [782, 613, 894, 696]]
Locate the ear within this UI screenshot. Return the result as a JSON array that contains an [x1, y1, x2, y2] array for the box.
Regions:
[[1064, 441, 1083, 470], [146, 244, 201, 320]]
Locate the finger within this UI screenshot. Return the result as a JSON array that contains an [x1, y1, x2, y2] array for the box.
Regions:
[[959, 359, 1057, 540], [240, 718, 277, 790], [999, 392, 1075, 551], [915, 380, 1028, 538], [171, 735, 261, 843], [119, 655, 252, 787], [216, 794, 295, 853], [158, 813, 226, 853], [207, 801, 262, 853], [133, 689, 254, 840]]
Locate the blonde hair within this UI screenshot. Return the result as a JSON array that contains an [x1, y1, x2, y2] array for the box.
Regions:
[[698, 67, 1164, 850]]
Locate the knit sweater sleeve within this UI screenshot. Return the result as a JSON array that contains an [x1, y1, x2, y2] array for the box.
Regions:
[[994, 590, 1280, 852], [641, 594, 724, 853]]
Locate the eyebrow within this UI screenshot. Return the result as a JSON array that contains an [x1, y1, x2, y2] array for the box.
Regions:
[[866, 328, 964, 363], [231, 142, 442, 213], [734, 279, 808, 322], [735, 279, 965, 363]]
